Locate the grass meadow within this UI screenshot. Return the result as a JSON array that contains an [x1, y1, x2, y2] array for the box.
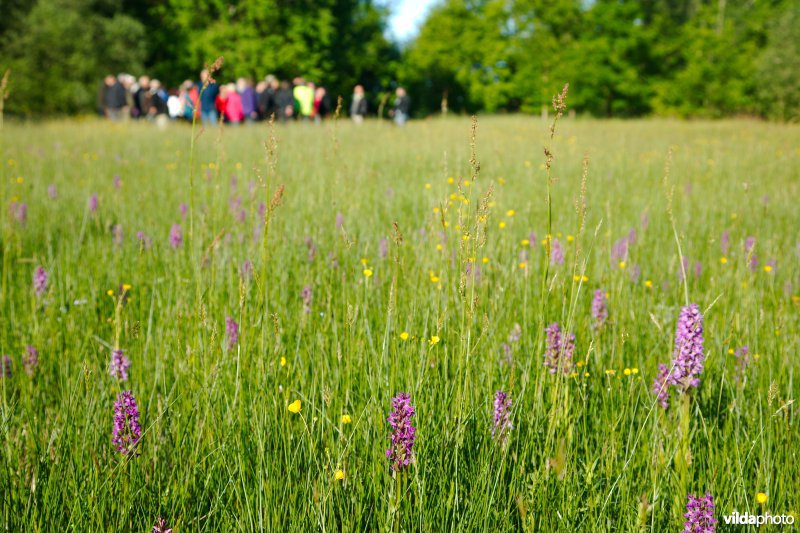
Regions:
[[1, 114, 799, 531]]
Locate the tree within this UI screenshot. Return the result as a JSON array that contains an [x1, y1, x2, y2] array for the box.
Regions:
[[0, 0, 146, 115], [757, 3, 800, 121]]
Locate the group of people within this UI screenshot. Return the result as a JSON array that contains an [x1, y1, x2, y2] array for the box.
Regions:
[[98, 70, 411, 126]]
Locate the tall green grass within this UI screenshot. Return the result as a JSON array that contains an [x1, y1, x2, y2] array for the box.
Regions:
[[1, 114, 798, 530]]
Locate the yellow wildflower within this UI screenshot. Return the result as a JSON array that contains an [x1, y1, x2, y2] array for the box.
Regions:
[[506, 209, 515, 217], [429, 335, 440, 347], [287, 400, 302, 413], [756, 492, 768, 504], [280, 356, 286, 367], [720, 257, 728, 264], [363, 269, 373, 278], [764, 265, 773, 273], [400, 332, 409, 341], [334, 469, 345, 481], [341, 414, 352, 424]]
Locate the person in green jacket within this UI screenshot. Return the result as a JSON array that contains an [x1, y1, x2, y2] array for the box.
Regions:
[[292, 78, 315, 121]]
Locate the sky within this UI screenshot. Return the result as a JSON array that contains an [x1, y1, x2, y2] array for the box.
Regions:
[[387, 0, 439, 42]]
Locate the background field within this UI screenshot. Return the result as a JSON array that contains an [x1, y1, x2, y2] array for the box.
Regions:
[[1, 116, 799, 530]]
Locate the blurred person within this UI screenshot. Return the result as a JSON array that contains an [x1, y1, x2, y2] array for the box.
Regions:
[[255, 80, 269, 120], [198, 68, 220, 125], [259, 75, 279, 120], [391, 87, 410, 126], [222, 83, 244, 125], [350, 84, 367, 124], [100, 74, 127, 120], [237, 78, 258, 123], [276, 80, 294, 122], [134, 75, 151, 119], [118, 73, 135, 118], [179, 80, 199, 121], [147, 80, 168, 128], [167, 89, 183, 120], [313, 86, 331, 122], [293, 78, 314, 121]]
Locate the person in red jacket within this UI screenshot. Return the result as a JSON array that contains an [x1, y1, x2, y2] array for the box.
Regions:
[[223, 83, 244, 124]]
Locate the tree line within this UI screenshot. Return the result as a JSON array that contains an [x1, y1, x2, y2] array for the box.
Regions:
[[1, 0, 798, 120]]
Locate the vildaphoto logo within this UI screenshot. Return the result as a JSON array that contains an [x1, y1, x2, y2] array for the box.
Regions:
[[722, 511, 795, 526]]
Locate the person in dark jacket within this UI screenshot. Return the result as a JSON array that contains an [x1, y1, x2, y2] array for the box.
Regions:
[[276, 80, 294, 122], [259, 76, 280, 121], [313, 86, 332, 122], [198, 68, 220, 125], [101, 75, 127, 120], [391, 87, 411, 126], [350, 84, 367, 124]]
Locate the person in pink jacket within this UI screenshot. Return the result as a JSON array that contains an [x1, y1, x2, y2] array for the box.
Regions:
[[222, 83, 244, 124]]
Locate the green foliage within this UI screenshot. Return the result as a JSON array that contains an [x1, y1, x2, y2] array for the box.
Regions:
[[0, 0, 798, 119], [757, 4, 800, 121], [404, 0, 800, 119], [0, 0, 146, 115], [145, 0, 398, 103]]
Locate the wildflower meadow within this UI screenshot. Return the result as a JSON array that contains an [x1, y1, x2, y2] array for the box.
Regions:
[[1, 107, 799, 530]]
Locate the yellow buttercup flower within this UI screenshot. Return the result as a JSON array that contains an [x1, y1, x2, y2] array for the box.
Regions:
[[107, 289, 114, 296], [618, 261, 626, 269], [400, 332, 409, 341], [763, 265, 773, 273], [605, 369, 616, 376], [425, 183, 432, 189], [280, 356, 286, 367], [506, 209, 515, 217], [566, 235, 574, 242], [334, 469, 345, 481], [521, 239, 530, 246], [482, 257, 489, 264], [498, 221, 506, 229], [360, 258, 368, 265], [623, 368, 632, 376], [645, 280, 653, 288], [363, 269, 373, 278], [447, 177, 454, 184], [756, 492, 768, 504], [429, 335, 440, 347], [631, 368, 639, 374], [720, 257, 728, 264], [341, 414, 352, 424], [287, 400, 302, 413], [122, 283, 132, 291]]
